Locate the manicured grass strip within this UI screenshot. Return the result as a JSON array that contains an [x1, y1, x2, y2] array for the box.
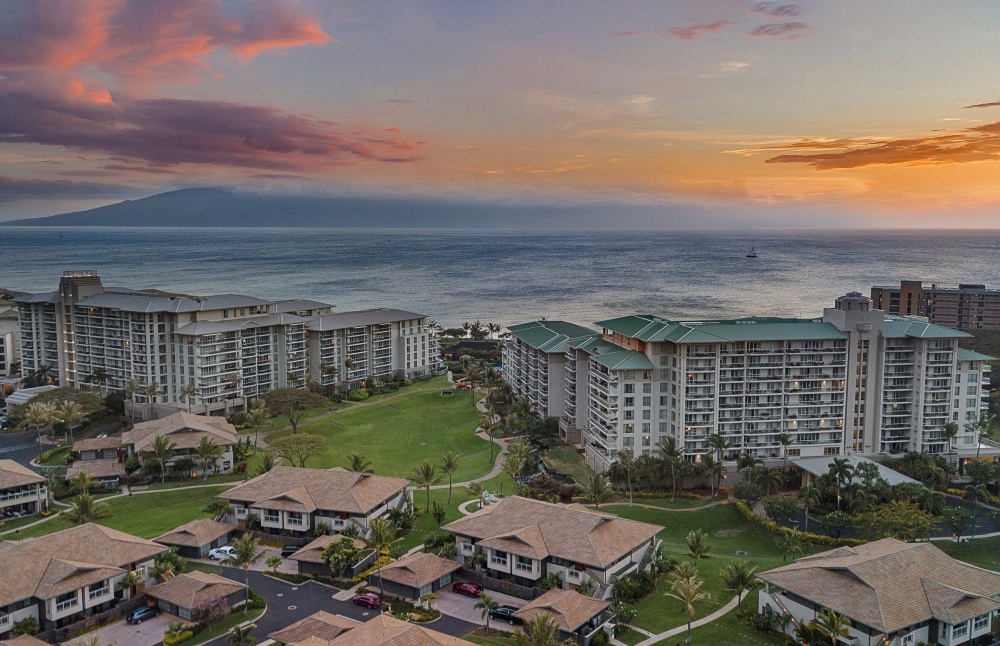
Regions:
[[937, 535, 1000, 572], [464, 634, 515, 645], [686, 610, 788, 645], [399, 473, 515, 551], [541, 443, 591, 485], [176, 607, 265, 646]]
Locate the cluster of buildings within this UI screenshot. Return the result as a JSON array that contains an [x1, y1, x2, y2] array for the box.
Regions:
[[504, 292, 995, 471], [10, 272, 441, 416], [872, 280, 1000, 331]]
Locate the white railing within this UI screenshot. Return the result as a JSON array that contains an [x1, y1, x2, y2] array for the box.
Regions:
[[55, 597, 79, 612]]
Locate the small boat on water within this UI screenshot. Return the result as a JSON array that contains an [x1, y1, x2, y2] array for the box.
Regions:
[[746, 244, 758, 258]]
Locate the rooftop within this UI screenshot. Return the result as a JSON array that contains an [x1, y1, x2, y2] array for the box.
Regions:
[[507, 320, 599, 353], [596, 314, 848, 344], [375, 551, 461, 589], [791, 455, 920, 487], [883, 316, 971, 339], [269, 610, 360, 645], [174, 312, 309, 336], [307, 308, 427, 332], [145, 570, 245, 611], [122, 412, 237, 453], [154, 519, 235, 549], [957, 348, 997, 363], [514, 588, 610, 632], [326, 614, 467, 645], [0, 459, 45, 490]]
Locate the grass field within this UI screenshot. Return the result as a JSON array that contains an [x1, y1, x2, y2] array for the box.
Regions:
[[541, 443, 591, 485], [936, 535, 1000, 571], [400, 472, 515, 551], [272, 387, 491, 481]]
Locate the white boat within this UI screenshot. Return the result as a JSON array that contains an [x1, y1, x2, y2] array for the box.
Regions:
[[746, 245, 758, 258]]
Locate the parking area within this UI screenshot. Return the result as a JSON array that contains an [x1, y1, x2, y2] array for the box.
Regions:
[[64, 611, 183, 646], [434, 583, 525, 632], [195, 545, 299, 574]]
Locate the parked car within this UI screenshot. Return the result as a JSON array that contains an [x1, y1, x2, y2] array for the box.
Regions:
[[208, 546, 236, 560], [488, 605, 522, 625], [126, 606, 160, 624], [353, 592, 382, 609], [453, 581, 483, 597], [280, 545, 300, 558]]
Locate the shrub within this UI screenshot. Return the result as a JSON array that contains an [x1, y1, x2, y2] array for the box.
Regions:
[[247, 589, 266, 610], [346, 390, 370, 402], [162, 630, 194, 645], [351, 556, 393, 585], [734, 500, 865, 547]]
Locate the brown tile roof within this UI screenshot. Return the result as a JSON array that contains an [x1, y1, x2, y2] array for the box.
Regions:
[[154, 519, 235, 549], [66, 458, 126, 480], [123, 412, 237, 453], [290, 535, 368, 565], [328, 614, 468, 645], [219, 467, 409, 516], [0, 635, 51, 646], [146, 571, 245, 611], [0, 523, 167, 605], [375, 552, 461, 590], [514, 588, 610, 632], [73, 436, 122, 452], [0, 459, 45, 489], [442, 496, 662, 569], [269, 610, 361, 645], [758, 538, 1000, 632]]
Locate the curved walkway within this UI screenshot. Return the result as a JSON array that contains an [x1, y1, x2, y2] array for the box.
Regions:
[[618, 595, 741, 646], [595, 497, 729, 513]]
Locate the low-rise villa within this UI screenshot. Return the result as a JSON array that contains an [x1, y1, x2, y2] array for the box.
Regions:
[[0, 524, 166, 637], [153, 518, 236, 559], [758, 538, 1000, 646], [514, 588, 614, 646], [0, 460, 47, 520], [217, 466, 409, 538], [443, 496, 662, 597], [67, 436, 126, 489], [122, 412, 237, 478]]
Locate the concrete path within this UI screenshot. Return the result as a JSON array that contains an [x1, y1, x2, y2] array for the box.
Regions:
[[620, 595, 740, 646]]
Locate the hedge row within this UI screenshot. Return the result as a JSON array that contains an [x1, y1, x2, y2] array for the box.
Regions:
[[734, 500, 866, 547], [351, 556, 393, 585], [946, 488, 1000, 508]]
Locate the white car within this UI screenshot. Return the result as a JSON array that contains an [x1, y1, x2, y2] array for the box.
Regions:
[[208, 546, 236, 561]]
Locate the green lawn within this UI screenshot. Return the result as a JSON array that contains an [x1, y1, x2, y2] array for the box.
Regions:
[[937, 535, 1000, 571], [464, 635, 514, 645], [400, 472, 515, 551], [176, 607, 265, 646], [600, 496, 708, 510], [541, 443, 591, 485], [685, 611, 787, 645], [272, 388, 491, 481]]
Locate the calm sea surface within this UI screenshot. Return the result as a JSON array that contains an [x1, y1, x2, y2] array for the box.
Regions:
[[1, 227, 999, 328]]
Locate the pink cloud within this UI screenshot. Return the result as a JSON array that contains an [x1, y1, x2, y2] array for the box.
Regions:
[[753, 3, 801, 17], [657, 20, 733, 41], [748, 22, 809, 40]]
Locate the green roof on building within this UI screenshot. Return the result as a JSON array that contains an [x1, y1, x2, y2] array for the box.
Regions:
[[957, 348, 997, 362], [507, 320, 597, 353], [595, 314, 847, 344], [588, 348, 655, 371], [882, 317, 971, 340]]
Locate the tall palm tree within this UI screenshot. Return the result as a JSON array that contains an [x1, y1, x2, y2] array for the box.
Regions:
[[612, 449, 636, 507], [811, 608, 851, 646], [798, 484, 821, 533], [195, 436, 224, 479], [737, 452, 763, 481], [150, 435, 177, 483], [827, 457, 854, 511], [753, 466, 783, 496], [181, 383, 198, 413], [141, 382, 160, 421], [23, 401, 58, 461], [465, 361, 486, 407], [54, 400, 85, 446], [348, 452, 374, 473], [68, 492, 112, 524], [915, 486, 946, 516], [776, 432, 794, 472], [247, 399, 269, 450], [440, 451, 461, 503], [941, 421, 959, 476], [366, 517, 398, 600], [70, 471, 93, 496], [85, 368, 110, 397], [512, 613, 564, 646], [481, 413, 499, 462], [409, 460, 442, 512], [776, 530, 807, 562], [721, 560, 760, 610], [124, 377, 140, 422], [474, 592, 499, 635], [706, 433, 732, 463], [966, 413, 996, 460], [658, 437, 685, 502], [700, 454, 724, 507], [222, 533, 265, 614], [686, 529, 711, 564], [966, 483, 990, 539], [467, 481, 487, 509], [584, 471, 613, 509], [227, 623, 257, 646], [665, 573, 710, 643]]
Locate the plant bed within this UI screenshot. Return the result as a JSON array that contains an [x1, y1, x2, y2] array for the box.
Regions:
[[389, 599, 441, 623]]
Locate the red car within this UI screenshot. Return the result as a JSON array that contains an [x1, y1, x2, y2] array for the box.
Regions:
[[453, 581, 484, 597], [353, 593, 382, 609]]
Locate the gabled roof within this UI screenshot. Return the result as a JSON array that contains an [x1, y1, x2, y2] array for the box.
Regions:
[[507, 321, 599, 354], [75, 293, 272, 314], [66, 458, 126, 481], [0, 524, 167, 605], [758, 538, 1000, 632], [175, 313, 309, 336], [957, 348, 997, 362], [375, 552, 461, 589], [154, 519, 235, 549], [219, 466, 409, 516], [327, 614, 467, 645], [306, 308, 427, 332], [74, 436, 122, 452], [513, 588, 610, 632], [0, 634, 51, 645], [0, 459, 45, 489], [290, 534, 368, 565], [883, 316, 971, 339], [269, 610, 360, 645], [4, 386, 59, 407], [443, 496, 661, 569], [146, 571, 245, 611], [596, 314, 847, 344], [122, 412, 237, 452]]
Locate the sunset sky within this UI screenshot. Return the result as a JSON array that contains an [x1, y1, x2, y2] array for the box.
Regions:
[[2, 0, 999, 226]]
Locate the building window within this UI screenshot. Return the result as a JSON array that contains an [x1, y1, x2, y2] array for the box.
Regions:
[[288, 512, 303, 526], [491, 550, 508, 567], [55, 591, 79, 612], [516, 556, 533, 572], [264, 512, 279, 523], [974, 614, 989, 632], [952, 621, 969, 639]]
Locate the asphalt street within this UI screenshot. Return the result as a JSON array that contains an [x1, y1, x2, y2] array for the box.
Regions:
[[0, 429, 44, 466]]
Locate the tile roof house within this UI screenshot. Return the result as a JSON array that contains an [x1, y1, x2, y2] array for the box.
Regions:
[[514, 588, 614, 646], [0, 460, 47, 520], [288, 534, 375, 578], [144, 571, 246, 621], [67, 437, 126, 489], [0, 524, 167, 638], [268, 610, 360, 645], [369, 551, 461, 601], [217, 466, 410, 539], [443, 496, 661, 597], [758, 538, 1000, 646], [153, 519, 236, 559], [0, 635, 50, 646], [122, 412, 237, 478], [330, 614, 467, 645]]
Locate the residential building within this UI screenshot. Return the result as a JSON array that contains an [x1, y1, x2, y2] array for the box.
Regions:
[[506, 293, 996, 472], [0, 306, 18, 378], [270, 613, 467, 646], [144, 571, 245, 620], [14, 273, 441, 413], [0, 523, 166, 636], [368, 551, 461, 601], [268, 610, 360, 645], [442, 496, 662, 597], [217, 466, 410, 538], [288, 535, 375, 578], [66, 436, 125, 489], [121, 412, 237, 478], [153, 519, 236, 559], [0, 460, 47, 519], [513, 589, 614, 646], [0, 633, 48, 645], [872, 280, 1000, 330], [758, 538, 1000, 646]]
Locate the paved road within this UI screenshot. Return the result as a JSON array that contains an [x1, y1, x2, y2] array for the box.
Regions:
[[0, 430, 43, 466]]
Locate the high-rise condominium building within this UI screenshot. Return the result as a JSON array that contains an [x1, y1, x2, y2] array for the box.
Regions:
[[871, 280, 1000, 330], [503, 293, 993, 472], [15, 272, 441, 416]]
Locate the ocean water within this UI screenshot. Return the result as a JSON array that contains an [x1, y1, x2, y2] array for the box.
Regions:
[[1, 227, 999, 328]]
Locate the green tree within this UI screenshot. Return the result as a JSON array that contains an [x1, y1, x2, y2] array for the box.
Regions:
[[195, 436, 224, 479], [118, 571, 142, 600], [410, 460, 442, 512], [827, 457, 854, 511], [855, 501, 935, 542], [68, 492, 112, 524], [612, 449, 636, 507], [69, 470, 93, 496], [512, 613, 570, 645], [481, 413, 499, 462], [658, 437, 686, 501], [941, 421, 960, 476], [322, 535, 364, 577], [154, 547, 187, 578], [222, 533, 265, 613], [762, 495, 799, 522], [440, 451, 461, 504], [776, 432, 794, 472], [721, 560, 760, 610], [798, 484, 821, 533], [474, 592, 499, 635], [204, 499, 232, 522], [11, 615, 40, 636], [265, 555, 282, 574], [227, 623, 257, 646], [965, 482, 990, 539], [753, 466, 783, 496], [941, 506, 974, 541], [700, 454, 725, 507], [686, 529, 711, 564], [268, 434, 325, 468], [705, 433, 731, 463], [366, 517, 399, 599], [348, 452, 374, 473], [737, 452, 763, 481], [262, 388, 328, 434], [811, 608, 851, 646], [149, 435, 177, 483], [584, 471, 613, 509], [915, 486, 946, 516], [776, 529, 808, 562], [664, 572, 710, 643], [246, 398, 270, 450], [85, 368, 111, 397], [964, 459, 995, 486], [55, 400, 86, 446], [124, 377, 140, 422], [467, 481, 487, 509]]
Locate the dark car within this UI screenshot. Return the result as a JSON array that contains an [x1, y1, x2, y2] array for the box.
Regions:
[[453, 581, 484, 597], [280, 545, 300, 558], [488, 605, 522, 625], [353, 592, 382, 609], [126, 606, 160, 624]]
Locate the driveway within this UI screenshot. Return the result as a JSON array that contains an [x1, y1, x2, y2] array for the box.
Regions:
[[0, 429, 42, 466], [435, 584, 525, 633], [195, 545, 298, 574], [64, 611, 182, 646]]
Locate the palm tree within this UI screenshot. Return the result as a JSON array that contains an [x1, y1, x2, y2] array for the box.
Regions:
[[118, 571, 142, 600], [657, 437, 685, 501], [915, 486, 946, 516], [706, 433, 732, 463], [798, 484, 821, 533], [776, 432, 794, 472], [55, 400, 85, 446], [181, 383, 198, 413], [827, 457, 854, 511], [68, 492, 112, 524], [465, 361, 486, 407], [467, 481, 487, 509], [461, 321, 472, 338], [247, 399, 269, 450], [481, 413, 499, 462], [942, 421, 960, 476], [124, 377, 140, 422], [410, 460, 442, 512], [967, 413, 997, 460], [700, 454, 724, 507], [612, 449, 636, 507], [348, 452, 374, 473], [512, 613, 565, 646], [195, 436, 223, 479], [488, 322, 501, 339], [737, 452, 763, 481], [227, 623, 257, 646], [23, 401, 58, 461], [366, 517, 398, 599], [665, 573, 710, 643], [686, 529, 711, 564], [811, 608, 851, 646], [265, 555, 282, 574], [440, 451, 461, 503], [420, 591, 437, 612], [474, 592, 499, 635], [584, 471, 613, 509], [150, 435, 177, 483], [70, 471, 93, 496], [776, 530, 807, 562], [721, 560, 760, 610], [222, 533, 265, 613], [753, 466, 783, 496], [85, 368, 110, 397], [966, 483, 990, 539]]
